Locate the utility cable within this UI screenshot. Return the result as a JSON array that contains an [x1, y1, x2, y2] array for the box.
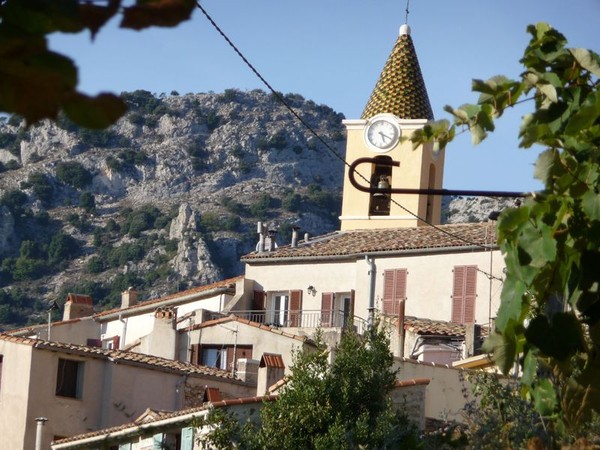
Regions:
[[195, 2, 498, 250]]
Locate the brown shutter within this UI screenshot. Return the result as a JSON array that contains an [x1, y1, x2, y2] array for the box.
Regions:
[[321, 293, 334, 326], [383, 269, 407, 315], [112, 335, 120, 350], [289, 290, 303, 327], [253, 290, 265, 310], [464, 266, 477, 324], [383, 270, 395, 314], [452, 265, 477, 324], [190, 344, 200, 365], [349, 289, 355, 319]]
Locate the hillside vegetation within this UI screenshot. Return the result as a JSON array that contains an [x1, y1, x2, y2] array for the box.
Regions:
[[0, 89, 346, 329]]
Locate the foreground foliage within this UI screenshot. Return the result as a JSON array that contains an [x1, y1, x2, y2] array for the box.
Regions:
[[0, 0, 194, 127], [412, 23, 600, 432], [200, 325, 420, 449]]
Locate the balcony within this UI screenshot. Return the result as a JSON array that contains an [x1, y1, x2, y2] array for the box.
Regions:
[[210, 309, 368, 335]]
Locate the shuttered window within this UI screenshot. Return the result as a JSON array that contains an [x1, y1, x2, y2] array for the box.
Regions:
[[289, 290, 303, 327], [452, 265, 477, 324], [382, 269, 407, 315], [321, 293, 334, 326], [181, 427, 194, 450]]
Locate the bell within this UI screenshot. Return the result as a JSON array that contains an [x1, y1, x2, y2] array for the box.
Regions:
[[374, 176, 390, 197]]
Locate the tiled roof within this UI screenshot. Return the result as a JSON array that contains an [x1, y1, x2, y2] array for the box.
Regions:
[[186, 315, 315, 345], [5, 276, 242, 336], [242, 223, 497, 262], [0, 334, 235, 379], [404, 317, 467, 337], [260, 353, 285, 369], [52, 395, 279, 446], [93, 276, 241, 319], [362, 27, 433, 120]]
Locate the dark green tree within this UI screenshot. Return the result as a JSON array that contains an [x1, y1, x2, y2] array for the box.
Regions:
[[56, 161, 93, 189], [200, 324, 420, 450]]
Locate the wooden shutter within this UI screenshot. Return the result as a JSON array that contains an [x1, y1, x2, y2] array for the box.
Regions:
[[190, 343, 200, 365], [226, 346, 253, 372], [452, 265, 477, 324], [253, 290, 265, 310], [321, 292, 334, 326], [289, 290, 303, 327], [112, 335, 120, 350], [382, 269, 407, 315], [181, 427, 194, 450], [349, 289, 355, 322]]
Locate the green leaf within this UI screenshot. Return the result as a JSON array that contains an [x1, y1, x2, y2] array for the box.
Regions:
[[570, 48, 600, 77], [533, 149, 557, 184], [482, 331, 516, 375], [525, 313, 583, 360], [121, 0, 195, 30], [521, 350, 537, 386], [582, 190, 600, 221], [532, 378, 557, 416], [63, 93, 127, 129]]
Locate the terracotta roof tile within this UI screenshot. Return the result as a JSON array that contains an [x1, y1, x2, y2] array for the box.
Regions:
[[362, 29, 433, 120], [0, 334, 235, 379], [92, 276, 241, 319], [52, 395, 279, 446], [403, 317, 466, 337], [242, 223, 497, 262], [186, 315, 316, 346], [259, 353, 285, 369]]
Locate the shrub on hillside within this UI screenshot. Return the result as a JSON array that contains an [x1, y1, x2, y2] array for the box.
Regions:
[[56, 161, 93, 189]]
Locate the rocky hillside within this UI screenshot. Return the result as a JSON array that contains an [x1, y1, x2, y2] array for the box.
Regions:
[[0, 89, 346, 329]]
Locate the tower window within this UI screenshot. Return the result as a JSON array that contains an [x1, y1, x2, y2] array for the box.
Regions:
[[369, 156, 393, 216]]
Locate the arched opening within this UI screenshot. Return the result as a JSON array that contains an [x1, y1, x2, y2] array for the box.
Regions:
[[369, 155, 393, 216]]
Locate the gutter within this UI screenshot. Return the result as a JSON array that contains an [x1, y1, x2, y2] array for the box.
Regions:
[[241, 245, 498, 265]]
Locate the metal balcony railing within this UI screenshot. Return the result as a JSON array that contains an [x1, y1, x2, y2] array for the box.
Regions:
[[210, 309, 368, 335]]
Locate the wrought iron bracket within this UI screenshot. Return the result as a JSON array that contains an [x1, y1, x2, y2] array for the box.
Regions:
[[348, 157, 528, 198]]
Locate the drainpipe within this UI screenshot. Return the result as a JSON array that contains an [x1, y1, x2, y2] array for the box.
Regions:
[[365, 256, 376, 328], [35, 417, 48, 450], [119, 314, 127, 348]]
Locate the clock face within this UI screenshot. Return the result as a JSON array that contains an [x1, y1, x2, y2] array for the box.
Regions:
[[365, 118, 400, 152]]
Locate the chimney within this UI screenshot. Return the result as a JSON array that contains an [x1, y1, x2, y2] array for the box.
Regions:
[[257, 222, 266, 252], [464, 324, 482, 358], [237, 358, 260, 384], [267, 229, 277, 252], [291, 226, 299, 248], [62, 293, 94, 320], [304, 232, 310, 243], [121, 287, 138, 309], [257, 353, 285, 396], [145, 307, 177, 360]]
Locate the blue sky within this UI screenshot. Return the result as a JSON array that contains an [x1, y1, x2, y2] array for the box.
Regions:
[[50, 0, 599, 193]]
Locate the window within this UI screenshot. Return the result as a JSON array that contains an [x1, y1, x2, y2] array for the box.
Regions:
[[191, 344, 252, 371], [265, 290, 303, 327], [382, 269, 407, 315], [452, 265, 477, 324], [56, 358, 84, 399], [321, 292, 355, 327]]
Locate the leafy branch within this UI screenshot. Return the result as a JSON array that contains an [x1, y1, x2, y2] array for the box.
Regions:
[[0, 0, 194, 128]]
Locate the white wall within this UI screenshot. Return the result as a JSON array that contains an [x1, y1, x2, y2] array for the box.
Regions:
[[245, 248, 505, 327]]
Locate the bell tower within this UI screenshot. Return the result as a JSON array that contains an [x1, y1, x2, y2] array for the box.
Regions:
[[340, 24, 445, 231]]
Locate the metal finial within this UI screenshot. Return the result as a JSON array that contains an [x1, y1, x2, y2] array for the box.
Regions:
[[405, 0, 410, 24]]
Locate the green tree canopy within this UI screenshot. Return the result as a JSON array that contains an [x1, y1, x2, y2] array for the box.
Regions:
[[201, 324, 419, 449]]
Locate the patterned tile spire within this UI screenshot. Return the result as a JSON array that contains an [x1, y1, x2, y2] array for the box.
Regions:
[[362, 24, 434, 120]]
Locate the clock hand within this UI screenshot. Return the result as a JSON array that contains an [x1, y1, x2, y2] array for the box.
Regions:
[[379, 131, 390, 142]]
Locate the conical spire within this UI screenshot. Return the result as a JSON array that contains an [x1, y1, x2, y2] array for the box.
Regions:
[[362, 25, 433, 120]]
